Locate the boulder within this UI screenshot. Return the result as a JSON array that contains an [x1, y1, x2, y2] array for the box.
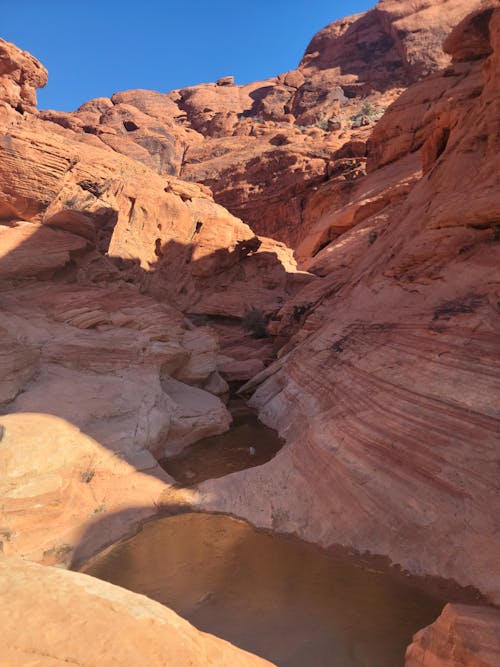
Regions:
[[217, 75, 235, 86], [405, 604, 500, 666], [0, 37, 47, 116]]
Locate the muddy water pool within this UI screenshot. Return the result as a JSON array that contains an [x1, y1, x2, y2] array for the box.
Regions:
[[83, 513, 445, 667]]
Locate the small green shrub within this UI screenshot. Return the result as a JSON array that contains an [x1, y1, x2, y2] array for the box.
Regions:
[[315, 116, 329, 131], [80, 469, 95, 484], [362, 102, 373, 116], [241, 308, 268, 338]]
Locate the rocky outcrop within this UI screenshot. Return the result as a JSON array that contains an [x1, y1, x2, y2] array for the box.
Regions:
[[190, 6, 500, 605], [0, 37, 306, 566], [0, 121, 305, 314], [1, 3, 500, 663], [0, 558, 274, 666], [31, 2, 486, 250], [0, 38, 47, 119], [405, 604, 500, 666]]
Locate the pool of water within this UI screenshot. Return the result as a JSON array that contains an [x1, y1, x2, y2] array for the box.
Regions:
[[159, 399, 283, 485], [83, 513, 445, 667]]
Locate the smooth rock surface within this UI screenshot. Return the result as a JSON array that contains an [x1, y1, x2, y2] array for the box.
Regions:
[[0, 557, 274, 666], [0, 412, 169, 566]]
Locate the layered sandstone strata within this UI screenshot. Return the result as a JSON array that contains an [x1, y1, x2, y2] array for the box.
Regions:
[[191, 7, 500, 605], [0, 3, 499, 664], [0, 36, 305, 563]]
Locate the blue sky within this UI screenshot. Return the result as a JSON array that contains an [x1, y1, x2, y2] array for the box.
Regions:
[[3, 1, 374, 111]]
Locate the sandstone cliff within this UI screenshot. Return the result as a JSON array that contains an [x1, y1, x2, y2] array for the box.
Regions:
[[192, 6, 500, 607], [35, 1, 488, 251], [0, 3, 499, 665], [0, 33, 293, 665], [0, 33, 307, 566]]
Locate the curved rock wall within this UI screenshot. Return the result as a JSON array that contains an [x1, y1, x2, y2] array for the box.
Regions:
[[1, 4, 500, 663], [0, 37, 304, 567], [191, 7, 500, 604]]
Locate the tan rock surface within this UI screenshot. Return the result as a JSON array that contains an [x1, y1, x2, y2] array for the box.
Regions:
[[0, 222, 89, 276], [0, 116, 304, 319], [0, 277, 234, 450], [0, 35, 305, 568], [0, 8, 499, 664], [405, 604, 500, 666], [0, 412, 171, 566], [0, 329, 40, 403], [0, 558, 274, 666]]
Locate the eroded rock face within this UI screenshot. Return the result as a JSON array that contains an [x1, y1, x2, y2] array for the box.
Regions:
[[405, 604, 500, 666], [0, 5, 499, 662], [0, 283, 233, 458], [0, 118, 304, 317], [31, 1, 486, 250], [190, 7, 500, 604], [0, 38, 47, 119], [0, 558, 274, 666], [0, 37, 306, 567]]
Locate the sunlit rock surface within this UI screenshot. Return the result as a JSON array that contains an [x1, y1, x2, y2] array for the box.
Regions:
[[405, 604, 500, 667], [0, 35, 303, 564], [0, 558, 274, 666], [31, 1, 486, 250]]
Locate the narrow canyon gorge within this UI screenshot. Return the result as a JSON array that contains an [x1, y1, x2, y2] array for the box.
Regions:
[[0, 1, 499, 665]]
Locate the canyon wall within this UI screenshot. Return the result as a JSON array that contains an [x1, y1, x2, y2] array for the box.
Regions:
[[35, 1, 487, 250], [0, 34, 307, 568], [1, 2, 499, 664], [0, 34, 289, 666], [193, 6, 500, 605]]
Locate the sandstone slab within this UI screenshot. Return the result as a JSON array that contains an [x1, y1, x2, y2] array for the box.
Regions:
[[0, 557, 274, 666]]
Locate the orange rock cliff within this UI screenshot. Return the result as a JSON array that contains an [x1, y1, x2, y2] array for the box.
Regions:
[[0, 1, 499, 665]]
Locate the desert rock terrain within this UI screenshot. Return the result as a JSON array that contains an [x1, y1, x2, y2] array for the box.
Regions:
[[0, 1, 499, 664]]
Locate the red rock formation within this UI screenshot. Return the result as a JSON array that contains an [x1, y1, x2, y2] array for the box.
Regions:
[[1, 4, 500, 662], [405, 604, 500, 666], [191, 7, 500, 606], [0, 412, 171, 566], [0, 36, 306, 565], [31, 1, 487, 249], [0, 38, 47, 119]]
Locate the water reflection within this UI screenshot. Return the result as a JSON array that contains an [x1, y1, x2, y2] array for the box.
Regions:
[[83, 513, 444, 666]]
